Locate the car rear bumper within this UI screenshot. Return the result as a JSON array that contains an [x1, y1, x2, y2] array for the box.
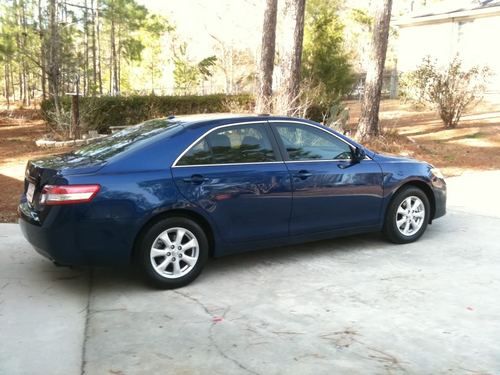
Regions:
[[18, 203, 84, 265], [18, 202, 135, 266]]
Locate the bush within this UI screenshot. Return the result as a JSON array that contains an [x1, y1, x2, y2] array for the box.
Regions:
[[305, 104, 326, 122], [41, 94, 255, 133], [400, 56, 490, 128]]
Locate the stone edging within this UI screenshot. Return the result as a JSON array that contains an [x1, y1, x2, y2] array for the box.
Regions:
[[35, 135, 108, 148]]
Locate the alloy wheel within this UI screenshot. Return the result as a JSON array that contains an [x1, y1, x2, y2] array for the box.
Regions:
[[150, 227, 199, 279], [395, 196, 426, 236]]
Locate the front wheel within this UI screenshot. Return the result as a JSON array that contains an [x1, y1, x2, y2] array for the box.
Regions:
[[383, 187, 430, 244], [138, 217, 209, 289]]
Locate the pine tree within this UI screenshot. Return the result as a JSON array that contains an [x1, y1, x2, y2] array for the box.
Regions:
[[279, 0, 306, 115], [356, 0, 393, 141], [256, 0, 278, 114]]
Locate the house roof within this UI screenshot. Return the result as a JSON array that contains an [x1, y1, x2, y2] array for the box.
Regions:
[[395, 0, 500, 26]]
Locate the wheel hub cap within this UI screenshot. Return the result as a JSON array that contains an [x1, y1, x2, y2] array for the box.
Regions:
[[396, 196, 425, 237], [150, 227, 199, 279]]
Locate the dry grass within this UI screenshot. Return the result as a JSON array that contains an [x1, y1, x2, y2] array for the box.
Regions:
[[344, 99, 500, 176], [0, 108, 73, 222]]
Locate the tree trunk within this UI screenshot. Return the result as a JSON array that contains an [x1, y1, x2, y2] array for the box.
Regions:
[[13, 0, 24, 104], [96, 0, 103, 95], [83, 0, 89, 96], [356, 0, 393, 141], [48, 0, 60, 114], [10, 66, 16, 101], [279, 0, 306, 116], [256, 0, 278, 114], [21, 0, 29, 105], [110, 17, 119, 95], [91, 0, 98, 95], [38, 0, 47, 99], [4, 65, 10, 109], [117, 26, 121, 94]]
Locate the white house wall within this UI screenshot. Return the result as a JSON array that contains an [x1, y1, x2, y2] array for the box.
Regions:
[[398, 22, 455, 71], [397, 14, 500, 94]]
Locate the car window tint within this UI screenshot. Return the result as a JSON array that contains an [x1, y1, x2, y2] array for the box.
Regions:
[[275, 123, 352, 161], [177, 138, 212, 166], [177, 124, 277, 165]]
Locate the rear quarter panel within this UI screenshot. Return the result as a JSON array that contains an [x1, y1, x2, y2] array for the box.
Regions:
[[62, 170, 181, 264]]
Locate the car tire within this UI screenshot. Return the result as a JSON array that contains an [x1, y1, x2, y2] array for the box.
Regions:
[[383, 186, 430, 244], [138, 217, 209, 289]]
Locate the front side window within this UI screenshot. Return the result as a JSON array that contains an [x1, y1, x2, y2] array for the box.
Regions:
[[274, 123, 352, 161], [177, 124, 277, 166]]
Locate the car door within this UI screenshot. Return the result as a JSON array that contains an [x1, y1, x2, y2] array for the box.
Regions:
[[270, 121, 384, 236], [171, 122, 292, 243]]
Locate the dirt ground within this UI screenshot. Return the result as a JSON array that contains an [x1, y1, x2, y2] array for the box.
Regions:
[[346, 99, 500, 177], [0, 100, 499, 222], [0, 108, 71, 222]]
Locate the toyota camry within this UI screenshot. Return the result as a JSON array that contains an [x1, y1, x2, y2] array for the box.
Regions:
[[19, 115, 446, 288]]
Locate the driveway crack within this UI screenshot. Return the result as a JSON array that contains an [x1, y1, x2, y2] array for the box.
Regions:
[[173, 291, 260, 375], [80, 268, 93, 375], [173, 290, 211, 315]]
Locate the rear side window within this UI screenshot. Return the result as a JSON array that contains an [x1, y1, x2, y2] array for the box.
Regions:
[[74, 118, 181, 160], [274, 123, 352, 161], [177, 124, 277, 165]]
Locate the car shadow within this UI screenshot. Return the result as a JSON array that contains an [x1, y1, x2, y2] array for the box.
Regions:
[[27, 230, 398, 293], [200, 232, 388, 280], [81, 231, 390, 292]]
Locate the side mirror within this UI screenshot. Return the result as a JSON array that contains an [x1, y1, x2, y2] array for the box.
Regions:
[[350, 146, 366, 163]]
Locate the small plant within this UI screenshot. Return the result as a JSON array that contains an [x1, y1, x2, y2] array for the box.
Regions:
[[323, 101, 350, 134], [44, 107, 72, 140], [400, 56, 490, 128], [44, 98, 107, 140], [271, 78, 322, 118]]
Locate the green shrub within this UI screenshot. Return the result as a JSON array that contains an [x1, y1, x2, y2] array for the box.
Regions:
[[41, 94, 254, 133]]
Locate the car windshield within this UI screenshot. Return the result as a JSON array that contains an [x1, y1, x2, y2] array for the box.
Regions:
[[74, 118, 182, 160]]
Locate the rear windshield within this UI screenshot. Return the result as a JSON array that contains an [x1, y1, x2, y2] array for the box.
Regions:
[[74, 118, 182, 159]]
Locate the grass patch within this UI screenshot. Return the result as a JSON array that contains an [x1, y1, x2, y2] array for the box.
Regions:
[[464, 132, 485, 139]]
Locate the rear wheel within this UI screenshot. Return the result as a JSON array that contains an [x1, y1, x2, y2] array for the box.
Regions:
[[383, 187, 430, 244], [138, 217, 208, 289]]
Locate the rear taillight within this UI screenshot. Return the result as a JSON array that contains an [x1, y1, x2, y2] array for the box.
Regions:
[[40, 184, 101, 205]]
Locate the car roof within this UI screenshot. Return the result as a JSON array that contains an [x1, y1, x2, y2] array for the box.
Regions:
[[174, 113, 316, 130]]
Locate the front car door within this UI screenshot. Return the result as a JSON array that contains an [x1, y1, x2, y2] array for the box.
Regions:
[[270, 121, 384, 236], [171, 121, 292, 243]]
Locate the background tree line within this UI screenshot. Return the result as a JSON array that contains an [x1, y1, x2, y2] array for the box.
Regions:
[[0, 0, 399, 140], [0, 0, 228, 108], [0, 0, 174, 105], [0, 0, 364, 106]]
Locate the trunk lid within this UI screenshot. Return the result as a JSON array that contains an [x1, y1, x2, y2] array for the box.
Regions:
[[23, 153, 106, 215]]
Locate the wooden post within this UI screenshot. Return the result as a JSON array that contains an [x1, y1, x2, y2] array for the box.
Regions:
[[71, 93, 80, 140], [70, 75, 80, 140]]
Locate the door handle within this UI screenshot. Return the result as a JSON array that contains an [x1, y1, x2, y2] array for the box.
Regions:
[[293, 170, 313, 179], [183, 174, 209, 184]]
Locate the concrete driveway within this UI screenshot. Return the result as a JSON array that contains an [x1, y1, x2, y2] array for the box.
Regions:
[[1, 171, 499, 374]]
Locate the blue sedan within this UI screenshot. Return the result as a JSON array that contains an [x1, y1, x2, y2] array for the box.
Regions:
[[19, 115, 446, 288]]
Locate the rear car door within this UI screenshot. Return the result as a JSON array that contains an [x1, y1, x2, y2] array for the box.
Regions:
[[270, 121, 384, 236], [171, 122, 292, 243]]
